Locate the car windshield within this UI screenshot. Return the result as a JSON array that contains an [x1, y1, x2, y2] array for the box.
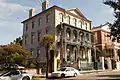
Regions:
[[59, 68, 66, 71]]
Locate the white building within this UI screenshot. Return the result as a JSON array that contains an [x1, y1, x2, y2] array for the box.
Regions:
[[22, 1, 93, 72]]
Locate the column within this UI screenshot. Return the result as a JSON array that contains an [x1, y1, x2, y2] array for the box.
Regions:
[[71, 28, 73, 42], [107, 58, 112, 70], [64, 43, 67, 61], [88, 49, 92, 63], [100, 57, 105, 70], [54, 55, 57, 71]]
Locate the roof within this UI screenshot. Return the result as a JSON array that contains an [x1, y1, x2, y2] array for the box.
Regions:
[[22, 5, 91, 23], [67, 8, 87, 19], [92, 22, 111, 33], [59, 23, 93, 34], [92, 22, 110, 29]]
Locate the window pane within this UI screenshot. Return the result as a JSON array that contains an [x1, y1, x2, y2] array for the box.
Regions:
[[32, 21, 35, 28]]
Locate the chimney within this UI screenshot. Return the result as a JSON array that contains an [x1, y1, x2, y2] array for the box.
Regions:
[[29, 8, 34, 18], [42, 0, 48, 11]]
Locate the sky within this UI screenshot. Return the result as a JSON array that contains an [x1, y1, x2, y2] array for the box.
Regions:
[[0, 0, 115, 45]]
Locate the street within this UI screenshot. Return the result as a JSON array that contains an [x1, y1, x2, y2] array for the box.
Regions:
[[48, 70, 120, 80]]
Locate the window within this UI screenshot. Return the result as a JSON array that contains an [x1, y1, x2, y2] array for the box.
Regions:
[[37, 49, 41, 56], [66, 16, 70, 24], [67, 48, 70, 61], [32, 21, 35, 28], [86, 33, 89, 41], [66, 28, 71, 40], [38, 32, 41, 42], [46, 14, 50, 23], [25, 35, 28, 45], [85, 23, 87, 30], [25, 23, 28, 31], [80, 32, 84, 41], [73, 18, 77, 26], [46, 27, 49, 33], [59, 13, 64, 22], [30, 48, 34, 56], [38, 18, 41, 26], [79, 21, 82, 28], [73, 30, 77, 42], [31, 32, 35, 44]]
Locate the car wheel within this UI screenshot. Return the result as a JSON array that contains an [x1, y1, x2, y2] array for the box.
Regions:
[[61, 74, 65, 78], [74, 73, 77, 77], [22, 76, 30, 80]]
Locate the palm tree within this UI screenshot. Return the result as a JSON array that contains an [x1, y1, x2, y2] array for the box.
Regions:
[[41, 34, 54, 78], [11, 37, 22, 45]]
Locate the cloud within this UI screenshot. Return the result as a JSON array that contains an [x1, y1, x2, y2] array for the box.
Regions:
[[0, 1, 29, 44]]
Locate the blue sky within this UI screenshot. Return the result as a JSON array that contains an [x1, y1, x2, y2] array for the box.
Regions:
[[0, 0, 114, 45]]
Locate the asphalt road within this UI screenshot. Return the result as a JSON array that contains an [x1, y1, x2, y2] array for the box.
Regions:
[[48, 70, 120, 80]]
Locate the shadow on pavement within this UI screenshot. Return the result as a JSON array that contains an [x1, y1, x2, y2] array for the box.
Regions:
[[97, 74, 120, 79], [47, 76, 73, 79]]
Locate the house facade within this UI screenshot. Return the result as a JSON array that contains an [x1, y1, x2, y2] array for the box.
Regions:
[[92, 23, 120, 70], [22, 1, 94, 71]]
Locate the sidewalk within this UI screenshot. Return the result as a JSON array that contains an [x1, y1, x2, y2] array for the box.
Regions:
[[80, 69, 105, 74]]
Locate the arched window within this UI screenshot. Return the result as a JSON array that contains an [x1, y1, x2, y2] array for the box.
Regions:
[[66, 28, 71, 40], [86, 33, 89, 41], [73, 30, 77, 42], [85, 23, 87, 30], [79, 32, 84, 41], [73, 18, 77, 26], [56, 26, 61, 42], [59, 13, 64, 22], [66, 16, 70, 24], [78, 20, 82, 28], [67, 48, 70, 61]]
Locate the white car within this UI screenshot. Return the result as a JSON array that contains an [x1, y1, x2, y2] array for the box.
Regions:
[[0, 70, 32, 80], [51, 67, 80, 78]]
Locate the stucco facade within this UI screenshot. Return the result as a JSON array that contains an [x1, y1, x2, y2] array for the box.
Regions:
[[22, 3, 93, 71]]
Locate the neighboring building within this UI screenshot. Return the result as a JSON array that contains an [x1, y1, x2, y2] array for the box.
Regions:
[[92, 23, 120, 70], [22, 1, 93, 71]]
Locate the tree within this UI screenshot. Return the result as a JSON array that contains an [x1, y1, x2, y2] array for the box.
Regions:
[[104, 0, 120, 41], [41, 34, 54, 78], [0, 44, 30, 66], [11, 37, 22, 45]]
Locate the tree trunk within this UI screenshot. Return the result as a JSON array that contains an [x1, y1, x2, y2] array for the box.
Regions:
[[46, 44, 49, 78]]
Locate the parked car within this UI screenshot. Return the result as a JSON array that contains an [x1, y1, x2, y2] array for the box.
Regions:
[[3, 64, 25, 70], [0, 70, 32, 80], [10, 64, 25, 69], [51, 67, 80, 78]]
